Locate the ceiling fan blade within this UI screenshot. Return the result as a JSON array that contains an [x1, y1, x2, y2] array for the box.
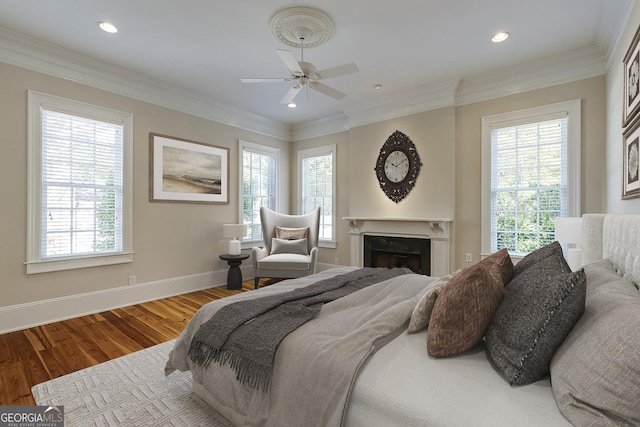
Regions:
[[314, 63, 359, 80], [241, 77, 290, 83], [309, 82, 346, 100], [276, 49, 304, 77], [281, 85, 302, 104]]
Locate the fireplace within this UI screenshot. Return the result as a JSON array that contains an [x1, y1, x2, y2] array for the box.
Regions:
[[343, 216, 452, 277], [364, 235, 430, 275]]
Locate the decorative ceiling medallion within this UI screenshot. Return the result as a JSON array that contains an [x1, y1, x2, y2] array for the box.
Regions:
[[375, 130, 422, 203], [270, 7, 333, 48]]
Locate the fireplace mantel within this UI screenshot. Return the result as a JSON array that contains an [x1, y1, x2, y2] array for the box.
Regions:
[[342, 217, 453, 277]]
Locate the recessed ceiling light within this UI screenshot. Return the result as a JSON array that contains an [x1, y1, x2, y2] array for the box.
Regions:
[[491, 31, 509, 43], [287, 102, 297, 108], [373, 83, 382, 90], [99, 21, 118, 34]]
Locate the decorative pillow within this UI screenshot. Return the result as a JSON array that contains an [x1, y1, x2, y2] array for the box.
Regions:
[[407, 271, 459, 333], [478, 248, 514, 286], [275, 226, 308, 240], [427, 261, 505, 357], [485, 251, 586, 385], [551, 259, 640, 425], [512, 240, 564, 277], [270, 238, 308, 255]]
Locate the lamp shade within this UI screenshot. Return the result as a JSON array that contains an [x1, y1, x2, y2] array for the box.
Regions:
[[222, 224, 248, 239], [554, 217, 582, 244], [222, 224, 247, 255]]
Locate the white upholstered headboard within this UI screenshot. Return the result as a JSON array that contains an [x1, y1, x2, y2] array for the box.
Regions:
[[582, 214, 640, 285]]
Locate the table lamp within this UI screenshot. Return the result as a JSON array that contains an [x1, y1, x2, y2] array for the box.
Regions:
[[222, 224, 248, 256], [554, 217, 582, 271]]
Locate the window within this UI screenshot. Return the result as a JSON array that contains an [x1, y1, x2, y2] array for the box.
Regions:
[[298, 145, 336, 247], [27, 91, 133, 273], [240, 140, 278, 243], [481, 100, 580, 257]]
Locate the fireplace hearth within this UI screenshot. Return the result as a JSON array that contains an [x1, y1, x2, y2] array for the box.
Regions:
[[364, 235, 431, 275]]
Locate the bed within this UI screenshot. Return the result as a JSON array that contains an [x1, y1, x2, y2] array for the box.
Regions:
[[165, 213, 640, 426]]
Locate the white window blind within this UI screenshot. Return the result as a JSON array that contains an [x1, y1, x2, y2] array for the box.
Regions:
[[241, 142, 277, 242], [299, 145, 335, 242], [27, 90, 133, 274], [41, 110, 124, 258], [490, 117, 567, 255]]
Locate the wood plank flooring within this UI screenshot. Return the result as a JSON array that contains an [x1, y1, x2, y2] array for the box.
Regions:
[[0, 278, 276, 406]]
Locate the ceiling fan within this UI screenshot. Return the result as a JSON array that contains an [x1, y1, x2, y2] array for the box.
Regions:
[[241, 41, 359, 105]]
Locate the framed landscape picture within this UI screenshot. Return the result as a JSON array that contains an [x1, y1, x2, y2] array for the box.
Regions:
[[150, 133, 229, 204], [623, 118, 640, 199], [623, 25, 640, 127]]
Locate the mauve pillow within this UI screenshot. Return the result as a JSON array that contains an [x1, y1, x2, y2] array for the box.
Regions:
[[485, 251, 586, 385], [407, 271, 459, 333], [427, 261, 505, 357], [275, 226, 308, 240]]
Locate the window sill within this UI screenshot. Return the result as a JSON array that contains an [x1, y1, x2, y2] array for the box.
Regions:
[[26, 252, 134, 274]]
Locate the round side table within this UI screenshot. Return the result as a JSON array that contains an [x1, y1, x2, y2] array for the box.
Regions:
[[219, 253, 250, 290]]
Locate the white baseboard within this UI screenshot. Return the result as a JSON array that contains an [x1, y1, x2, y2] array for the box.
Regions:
[[0, 265, 253, 334]]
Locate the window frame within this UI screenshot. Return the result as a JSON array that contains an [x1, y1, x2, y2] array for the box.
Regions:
[[297, 144, 337, 248], [239, 140, 279, 246], [480, 99, 581, 258], [27, 90, 133, 274]]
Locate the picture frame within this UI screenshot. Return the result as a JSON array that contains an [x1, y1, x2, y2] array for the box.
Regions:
[[150, 133, 229, 204], [623, 118, 640, 200], [623, 24, 640, 127]]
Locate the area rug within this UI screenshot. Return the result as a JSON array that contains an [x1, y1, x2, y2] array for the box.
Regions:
[[32, 340, 233, 426]]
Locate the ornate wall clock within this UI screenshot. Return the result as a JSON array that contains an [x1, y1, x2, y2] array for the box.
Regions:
[[374, 130, 422, 203]]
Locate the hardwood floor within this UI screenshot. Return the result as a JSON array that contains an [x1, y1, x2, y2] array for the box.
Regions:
[[0, 278, 276, 406]]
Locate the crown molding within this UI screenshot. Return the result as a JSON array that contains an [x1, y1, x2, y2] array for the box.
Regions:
[[455, 44, 608, 106], [0, 27, 290, 141], [0, 25, 617, 142]]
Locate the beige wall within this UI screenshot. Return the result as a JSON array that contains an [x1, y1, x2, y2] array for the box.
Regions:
[[455, 77, 606, 269], [0, 62, 288, 309], [0, 53, 612, 321], [606, 2, 640, 213]]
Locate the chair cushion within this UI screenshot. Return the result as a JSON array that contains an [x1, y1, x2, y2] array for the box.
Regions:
[[257, 253, 312, 271], [275, 226, 309, 240], [271, 238, 308, 255]]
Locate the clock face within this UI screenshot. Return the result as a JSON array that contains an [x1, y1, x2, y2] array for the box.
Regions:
[[384, 150, 409, 183], [374, 130, 422, 203]]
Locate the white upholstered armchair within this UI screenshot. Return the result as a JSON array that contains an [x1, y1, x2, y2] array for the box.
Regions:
[[252, 206, 320, 289]]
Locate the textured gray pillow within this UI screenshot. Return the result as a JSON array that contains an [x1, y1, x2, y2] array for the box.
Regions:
[[512, 240, 564, 277], [551, 259, 640, 426], [270, 238, 308, 255], [485, 252, 586, 385]]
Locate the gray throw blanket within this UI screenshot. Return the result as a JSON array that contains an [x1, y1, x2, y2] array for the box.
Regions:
[[188, 267, 412, 392]]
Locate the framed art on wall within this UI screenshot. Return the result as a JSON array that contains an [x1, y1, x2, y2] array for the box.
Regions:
[[623, 25, 640, 127], [623, 118, 640, 199], [150, 133, 229, 204]]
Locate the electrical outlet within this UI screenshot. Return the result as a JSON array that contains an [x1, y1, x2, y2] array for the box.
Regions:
[[335, 258, 339, 265], [465, 253, 473, 263], [129, 275, 136, 285]]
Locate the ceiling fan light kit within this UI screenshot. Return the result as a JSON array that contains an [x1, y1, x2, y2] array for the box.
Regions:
[[241, 7, 358, 106]]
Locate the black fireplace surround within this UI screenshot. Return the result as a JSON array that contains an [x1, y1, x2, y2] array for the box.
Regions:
[[364, 235, 431, 275]]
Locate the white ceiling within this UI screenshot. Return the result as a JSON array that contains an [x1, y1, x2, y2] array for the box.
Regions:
[[0, 1, 633, 137]]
